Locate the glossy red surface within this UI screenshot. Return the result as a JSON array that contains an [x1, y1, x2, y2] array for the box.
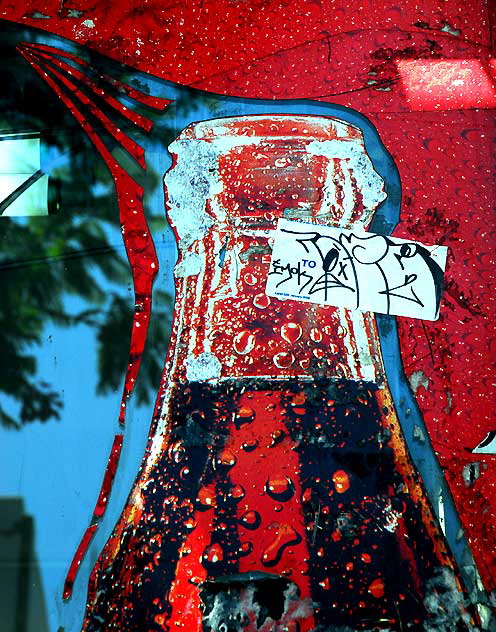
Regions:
[[93, 434, 124, 519], [63, 523, 98, 600]]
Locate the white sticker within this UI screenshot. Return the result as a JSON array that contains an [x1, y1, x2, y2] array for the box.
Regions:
[[266, 219, 447, 321]]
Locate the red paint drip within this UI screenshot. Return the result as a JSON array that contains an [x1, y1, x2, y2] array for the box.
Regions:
[[20, 47, 146, 168], [63, 523, 98, 600], [34, 51, 154, 131], [93, 434, 124, 518], [21, 42, 172, 110]]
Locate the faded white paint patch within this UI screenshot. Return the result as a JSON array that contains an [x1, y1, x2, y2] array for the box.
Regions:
[[462, 462, 481, 487], [174, 252, 202, 277], [409, 370, 430, 394], [382, 499, 402, 533], [423, 568, 475, 631], [413, 424, 426, 442], [186, 352, 222, 381], [306, 138, 386, 227]]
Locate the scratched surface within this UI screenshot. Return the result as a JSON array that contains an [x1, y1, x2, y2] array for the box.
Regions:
[[0, 0, 494, 630]]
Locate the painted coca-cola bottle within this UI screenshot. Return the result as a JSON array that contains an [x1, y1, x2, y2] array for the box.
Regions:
[[84, 115, 474, 631]]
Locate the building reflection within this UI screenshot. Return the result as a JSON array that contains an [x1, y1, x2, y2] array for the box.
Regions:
[[0, 498, 49, 632]]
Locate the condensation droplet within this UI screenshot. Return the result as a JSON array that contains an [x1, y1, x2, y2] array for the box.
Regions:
[[216, 449, 237, 469], [234, 330, 256, 355], [280, 322, 302, 344], [299, 358, 311, 370], [310, 327, 323, 342], [261, 523, 302, 567], [243, 272, 258, 286], [265, 475, 295, 501], [238, 541, 254, 557], [273, 352, 295, 369], [234, 405, 256, 426], [169, 441, 185, 463], [202, 542, 224, 565], [241, 439, 259, 452], [239, 510, 262, 530], [253, 293, 270, 309], [184, 517, 197, 530], [269, 429, 285, 447], [368, 578, 385, 598], [197, 485, 216, 509], [230, 484, 245, 501], [332, 470, 350, 493]]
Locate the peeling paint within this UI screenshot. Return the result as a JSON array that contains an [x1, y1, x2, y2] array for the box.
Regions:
[[462, 462, 481, 488], [185, 351, 222, 381], [409, 369, 430, 394], [174, 252, 203, 277], [424, 568, 476, 631], [413, 424, 426, 442]]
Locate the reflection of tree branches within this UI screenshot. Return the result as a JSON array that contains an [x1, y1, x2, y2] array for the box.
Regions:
[[0, 23, 222, 429], [96, 290, 172, 406], [0, 203, 173, 428], [0, 54, 171, 427]]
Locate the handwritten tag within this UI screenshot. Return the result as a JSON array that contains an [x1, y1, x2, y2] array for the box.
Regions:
[[266, 219, 447, 321]]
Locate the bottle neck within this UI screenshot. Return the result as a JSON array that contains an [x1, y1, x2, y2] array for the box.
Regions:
[[166, 218, 385, 385]]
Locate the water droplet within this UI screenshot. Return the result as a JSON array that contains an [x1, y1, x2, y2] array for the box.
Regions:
[[368, 578, 385, 598], [234, 330, 256, 355], [253, 293, 270, 309], [261, 523, 302, 567], [234, 405, 256, 427], [269, 429, 285, 447], [313, 348, 325, 359], [180, 466, 190, 479], [291, 393, 306, 406], [310, 327, 323, 342], [239, 510, 262, 530], [197, 485, 216, 509], [216, 449, 237, 469], [273, 352, 295, 369], [280, 322, 302, 343], [299, 358, 311, 370], [238, 541, 253, 557], [319, 577, 330, 590], [243, 272, 258, 286], [332, 470, 350, 493], [265, 475, 295, 501], [202, 542, 224, 565], [241, 439, 259, 452], [302, 488, 313, 504], [230, 484, 245, 501], [169, 441, 185, 463], [292, 407, 306, 415]]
